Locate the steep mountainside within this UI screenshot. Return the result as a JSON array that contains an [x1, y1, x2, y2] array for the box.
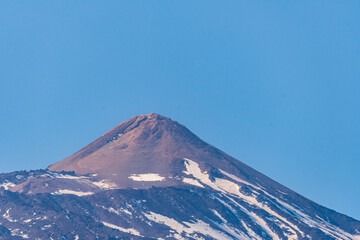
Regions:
[[48, 113, 268, 190], [0, 113, 359, 239]]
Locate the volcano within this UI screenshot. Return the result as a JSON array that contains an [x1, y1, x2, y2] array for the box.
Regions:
[[48, 113, 282, 190], [0, 113, 359, 239]]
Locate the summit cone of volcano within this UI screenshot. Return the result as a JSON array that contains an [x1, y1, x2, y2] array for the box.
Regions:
[[48, 113, 268, 189]]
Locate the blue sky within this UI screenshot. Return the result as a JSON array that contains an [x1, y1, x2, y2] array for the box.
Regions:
[[1, 1, 359, 220]]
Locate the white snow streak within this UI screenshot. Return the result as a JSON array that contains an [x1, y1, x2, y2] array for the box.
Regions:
[[182, 178, 204, 188], [219, 169, 261, 190], [272, 197, 360, 240], [129, 173, 165, 181], [52, 189, 94, 196], [102, 221, 142, 237], [144, 211, 233, 240], [212, 210, 251, 239], [53, 173, 88, 180], [92, 179, 117, 189], [212, 210, 227, 223], [99, 205, 132, 216]]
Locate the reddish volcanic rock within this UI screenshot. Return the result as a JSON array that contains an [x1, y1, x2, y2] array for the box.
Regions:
[[47, 113, 264, 189]]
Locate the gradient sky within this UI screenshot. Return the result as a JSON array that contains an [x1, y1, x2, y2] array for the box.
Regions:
[[1, 1, 359, 220]]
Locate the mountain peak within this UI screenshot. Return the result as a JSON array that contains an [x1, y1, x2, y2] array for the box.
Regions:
[[47, 114, 212, 187], [137, 112, 167, 119], [125, 113, 169, 126], [104, 113, 190, 138], [47, 114, 265, 190]]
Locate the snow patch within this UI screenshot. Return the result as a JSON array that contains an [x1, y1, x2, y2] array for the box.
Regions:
[[129, 173, 165, 181], [185, 220, 236, 240], [226, 188, 304, 238], [212, 210, 227, 223], [219, 169, 261, 190], [102, 221, 142, 236], [120, 208, 132, 215], [182, 178, 204, 188], [10, 228, 29, 239], [215, 222, 251, 240], [21, 234, 29, 239], [53, 173, 88, 180], [3, 209, 17, 222], [99, 205, 131, 216], [144, 211, 234, 240], [0, 181, 16, 190], [241, 220, 261, 239], [229, 198, 280, 240], [52, 189, 94, 196], [183, 158, 240, 196], [92, 179, 117, 189]]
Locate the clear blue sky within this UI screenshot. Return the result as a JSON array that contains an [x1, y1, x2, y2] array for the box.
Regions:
[[1, 1, 359, 220]]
